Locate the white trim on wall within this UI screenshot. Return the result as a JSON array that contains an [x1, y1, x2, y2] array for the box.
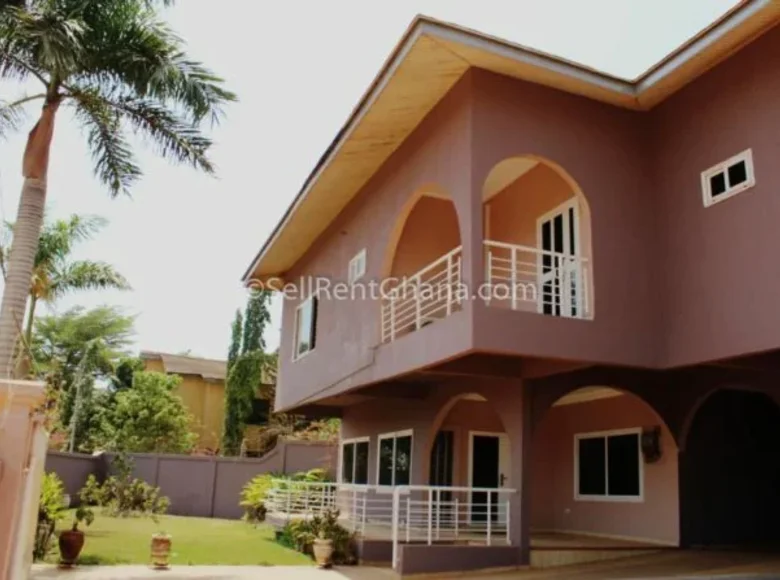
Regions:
[[701, 148, 755, 207], [292, 292, 318, 362], [574, 427, 644, 503], [376, 429, 413, 489], [338, 436, 370, 484]]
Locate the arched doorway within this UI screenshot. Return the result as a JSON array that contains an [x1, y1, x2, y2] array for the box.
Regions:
[[680, 389, 780, 547], [427, 393, 511, 525], [481, 156, 593, 318]]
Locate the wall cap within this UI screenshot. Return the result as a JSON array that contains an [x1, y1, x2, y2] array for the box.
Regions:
[[0, 379, 46, 407]]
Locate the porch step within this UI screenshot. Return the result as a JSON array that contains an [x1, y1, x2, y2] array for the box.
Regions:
[[530, 547, 661, 569]]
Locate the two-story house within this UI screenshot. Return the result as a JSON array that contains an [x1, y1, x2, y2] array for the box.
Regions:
[[243, 2, 780, 576]]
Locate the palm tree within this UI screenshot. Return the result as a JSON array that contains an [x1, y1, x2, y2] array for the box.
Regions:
[[1, 213, 131, 350], [0, 0, 235, 378]]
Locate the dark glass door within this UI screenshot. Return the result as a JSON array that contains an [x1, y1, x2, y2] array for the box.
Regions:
[[471, 435, 499, 523]]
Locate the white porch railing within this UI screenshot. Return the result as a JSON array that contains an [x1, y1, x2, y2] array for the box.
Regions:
[[265, 481, 516, 570], [381, 246, 462, 343], [484, 240, 590, 318]]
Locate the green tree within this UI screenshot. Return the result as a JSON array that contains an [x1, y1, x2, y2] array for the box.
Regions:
[[32, 305, 135, 450], [223, 290, 272, 456], [223, 350, 264, 456], [0, 0, 235, 378], [242, 290, 271, 354], [102, 370, 195, 453], [227, 309, 242, 374], [1, 213, 131, 353], [108, 356, 144, 393]]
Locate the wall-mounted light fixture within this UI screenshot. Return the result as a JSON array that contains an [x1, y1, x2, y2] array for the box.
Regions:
[[641, 426, 662, 463]]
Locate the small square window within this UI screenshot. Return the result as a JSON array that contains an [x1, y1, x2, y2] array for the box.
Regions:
[[701, 149, 755, 207], [348, 249, 366, 284]]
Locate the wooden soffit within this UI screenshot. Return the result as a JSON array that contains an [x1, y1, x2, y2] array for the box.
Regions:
[[243, 1, 780, 283]]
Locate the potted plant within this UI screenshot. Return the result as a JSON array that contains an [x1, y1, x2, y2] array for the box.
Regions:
[[312, 530, 334, 569], [311, 509, 340, 568], [58, 506, 94, 568], [151, 531, 172, 569]]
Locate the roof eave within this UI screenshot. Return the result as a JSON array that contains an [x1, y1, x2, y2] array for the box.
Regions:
[[241, 1, 780, 283]]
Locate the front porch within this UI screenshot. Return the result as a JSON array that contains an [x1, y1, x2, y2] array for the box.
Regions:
[[263, 481, 661, 571]]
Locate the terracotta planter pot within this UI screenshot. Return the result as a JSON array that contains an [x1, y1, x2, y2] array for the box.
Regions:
[[312, 538, 334, 568], [151, 534, 172, 569], [58, 529, 84, 568]]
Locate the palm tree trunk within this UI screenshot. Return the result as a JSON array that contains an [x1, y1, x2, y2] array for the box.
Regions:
[[0, 100, 59, 379], [24, 294, 37, 353]]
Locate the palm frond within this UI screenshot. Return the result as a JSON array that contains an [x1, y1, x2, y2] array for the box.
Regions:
[[72, 89, 141, 197], [73, 9, 235, 125], [146, 51, 236, 125], [0, 97, 27, 139], [23, 214, 107, 272], [48, 260, 131, 301], [105, 95, 215, 176], [0, 5, 84, 83]]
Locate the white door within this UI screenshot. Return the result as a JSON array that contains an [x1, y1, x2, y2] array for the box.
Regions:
[[537, 200, 581, 317]]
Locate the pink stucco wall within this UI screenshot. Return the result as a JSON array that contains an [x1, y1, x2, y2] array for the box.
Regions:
[[0, 380, 46, 578], [531, 394, 679, 545]]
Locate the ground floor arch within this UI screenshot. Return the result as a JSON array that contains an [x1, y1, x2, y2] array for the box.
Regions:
[[530, 386, 680, 546], [680, 388, 780, 547]]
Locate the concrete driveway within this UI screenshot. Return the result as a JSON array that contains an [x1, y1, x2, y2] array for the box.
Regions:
[[30, 551, 780, 579], [30, 565, 397, 580]]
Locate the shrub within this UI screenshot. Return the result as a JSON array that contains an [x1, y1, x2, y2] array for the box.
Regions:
[[239, 468, 331, 524], [277, 509, 356, 565], [239, 473, 274, 524], [79, 454, 169, 519], [35, 473, 66, 560]]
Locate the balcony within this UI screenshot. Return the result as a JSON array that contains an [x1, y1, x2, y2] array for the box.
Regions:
[[381, 241, 590, 344], [381, 246, 463, 343], [484, 240, 590, 318], [381, 155, 593, 345]]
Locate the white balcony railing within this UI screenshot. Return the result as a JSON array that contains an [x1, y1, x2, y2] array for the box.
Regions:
[[381, 246, 462, 343], [484, 240, 590, 318], [264, 480, 516, 570]]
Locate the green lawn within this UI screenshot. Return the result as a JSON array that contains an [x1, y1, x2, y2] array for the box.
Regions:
[[47, 510, 313, 566]]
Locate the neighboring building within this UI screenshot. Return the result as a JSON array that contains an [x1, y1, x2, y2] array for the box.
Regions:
[[140, 351, 272, 452], [242, 3, 780, 576]]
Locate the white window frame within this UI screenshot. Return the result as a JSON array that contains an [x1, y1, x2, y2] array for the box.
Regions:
[[376, 429, 414, 490], [574, 427, 644, 503], [338, 436, 370, 485], [292, 293, 318, 361], [348, 249, 367, 284], [701, 148, 755, 207]]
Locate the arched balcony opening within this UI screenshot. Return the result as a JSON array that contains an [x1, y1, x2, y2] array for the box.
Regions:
[[482, 156, 594, 319], [381, 189, 463, 343]]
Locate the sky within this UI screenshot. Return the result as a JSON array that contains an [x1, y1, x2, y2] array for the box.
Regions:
[[0, 0, 739, 360]]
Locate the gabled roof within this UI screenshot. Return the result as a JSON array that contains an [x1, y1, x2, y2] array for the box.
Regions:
[[140, 351, 227, 381], [242, 1, 780, 283]]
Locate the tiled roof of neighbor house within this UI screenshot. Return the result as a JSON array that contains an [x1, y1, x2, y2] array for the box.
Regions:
[[140, 351, 278, 385], [140, 351, 227, 381], [241, 0, 780, 283]]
